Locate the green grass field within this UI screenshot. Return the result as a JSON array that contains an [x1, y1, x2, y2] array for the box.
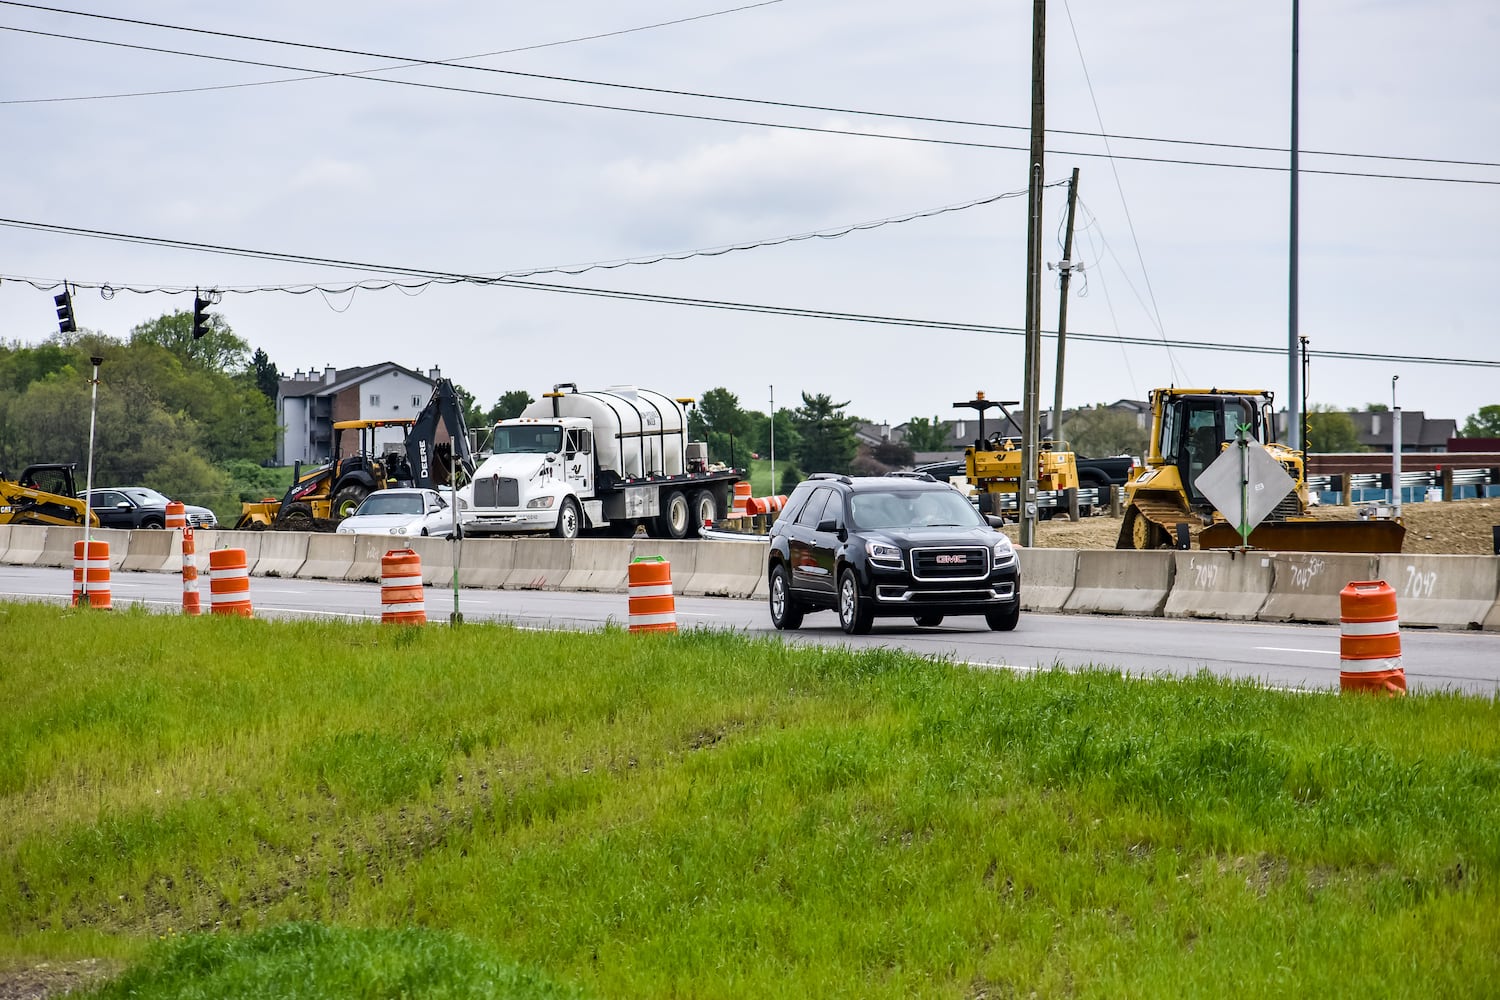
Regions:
[[3, 601, 1497, 998]]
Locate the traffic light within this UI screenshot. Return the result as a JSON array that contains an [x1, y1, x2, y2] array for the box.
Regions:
[[54, 290, 76, 334], [192, 296, 210, 340]]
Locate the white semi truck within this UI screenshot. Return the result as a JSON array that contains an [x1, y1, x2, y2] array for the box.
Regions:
[[459, 383, 744, 539]]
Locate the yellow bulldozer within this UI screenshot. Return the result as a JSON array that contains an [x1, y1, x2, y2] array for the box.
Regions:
[[1117, 387, 1405, 552]]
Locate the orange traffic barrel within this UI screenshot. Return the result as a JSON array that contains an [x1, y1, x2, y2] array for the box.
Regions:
[[746, 494, 788, 515], [1339, 580, 1406, 695], [730, 481, 752, 519], [380, 549, 426, 625], [71, 539, 112, 609], [168, 502, 201, 615], [628, 556, 676, 633], [209, 548, 253, 617]]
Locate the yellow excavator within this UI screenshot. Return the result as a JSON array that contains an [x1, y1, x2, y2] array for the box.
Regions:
[[1117, 387, 1405, 552]]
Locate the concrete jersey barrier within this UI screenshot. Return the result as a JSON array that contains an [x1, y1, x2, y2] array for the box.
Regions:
[[559, 539, 633, 592], [344, 535, 397, 582], [680, 539, 764, 599], [38, 527, 130, 569], [406, 535, 457, 586], [1016, 547, 1078, 612], [2, 525, 46, 566], [505, 537, 571, 590], [1165, 549, 1274, 621], [120, 529, 178, 573], [1064, 550, 1174, 617], [455, 537, 515, 589], [296, 533, 356, 580], [1377, 553, 1499, 630], [203, 531, 264, 571], [0, 524, 10, 563], [255, 532, 309, 578], [627, 539, 700, 596], [1257, 552, 1379, 624]]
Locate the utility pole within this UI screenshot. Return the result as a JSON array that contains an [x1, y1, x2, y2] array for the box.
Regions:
[[769, 385, 775, 493], [1021, 0, 1046, 547], [1051, 166, 1080, 451], [1299, 335, 1310, 457], [1287, 0, 1301, 451]]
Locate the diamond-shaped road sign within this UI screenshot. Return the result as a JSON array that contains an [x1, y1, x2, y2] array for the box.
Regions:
[[1196, 438, 1296, 534]]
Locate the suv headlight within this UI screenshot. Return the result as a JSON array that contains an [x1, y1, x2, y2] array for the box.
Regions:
[[868, 540, 903, 567], [993, 534, 1017, 568], [526, 496, 556, 509]]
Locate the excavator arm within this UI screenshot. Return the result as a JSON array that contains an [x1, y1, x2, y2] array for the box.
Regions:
[[405, 378, 477, 488]]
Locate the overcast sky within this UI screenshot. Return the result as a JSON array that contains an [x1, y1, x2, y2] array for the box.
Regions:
[[3, 0, 1497, 432]]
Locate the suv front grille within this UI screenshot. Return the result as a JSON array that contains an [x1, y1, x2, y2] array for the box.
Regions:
[[910, 545, 990, 581], [473, 475, 519, 508]]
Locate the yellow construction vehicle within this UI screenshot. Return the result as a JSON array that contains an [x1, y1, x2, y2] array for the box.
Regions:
[[0, 463, 98, 527], [1117, 387, 1405, 552], [236, 418, 416, 530], [955, 393, 1085, 520]]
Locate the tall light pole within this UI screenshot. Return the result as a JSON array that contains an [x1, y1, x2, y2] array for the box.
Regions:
[[1288, 0, 1301, 451], [81, 355, 104, 602], [769, 385, 776, 494]]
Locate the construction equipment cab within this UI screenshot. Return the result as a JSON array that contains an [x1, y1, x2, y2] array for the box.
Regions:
[[1118, 387, 1404, 552], [0, 463, 97, 527], [236, 418, 415, 531]]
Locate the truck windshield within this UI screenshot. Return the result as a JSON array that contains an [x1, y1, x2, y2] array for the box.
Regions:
[[492, 425, 563, 455]]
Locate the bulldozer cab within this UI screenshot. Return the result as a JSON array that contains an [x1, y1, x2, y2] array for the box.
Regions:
[[1156, 392, 1271, 506]]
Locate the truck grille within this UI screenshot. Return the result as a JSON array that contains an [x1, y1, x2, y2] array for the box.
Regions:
[[910, 546, 990, 581], [473, 476, 519, 508]]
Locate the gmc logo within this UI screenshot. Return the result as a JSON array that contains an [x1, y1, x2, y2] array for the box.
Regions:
[[936, 554, 966, 564]]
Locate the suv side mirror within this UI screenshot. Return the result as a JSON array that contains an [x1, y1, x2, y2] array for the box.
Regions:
[[816, 517, 839, 533], [984, 514, 1006, 529]]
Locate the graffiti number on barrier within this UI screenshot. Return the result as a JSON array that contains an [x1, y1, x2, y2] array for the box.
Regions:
[[1188, 557, 1218, 590], [1404, 565, 1438, 600], [1288, 557, 1325, 589]]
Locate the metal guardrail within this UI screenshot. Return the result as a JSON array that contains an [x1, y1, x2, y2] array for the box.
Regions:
[[985, 487, 1108, 512], [1306, 468, 1500, 492]]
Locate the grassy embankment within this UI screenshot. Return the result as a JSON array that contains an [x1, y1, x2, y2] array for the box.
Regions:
[[2, 601, 1498, 998]]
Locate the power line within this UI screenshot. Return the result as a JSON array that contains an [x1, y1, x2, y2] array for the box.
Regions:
[[2, 12, 1498, 184], [3, 221, 1495, 371]]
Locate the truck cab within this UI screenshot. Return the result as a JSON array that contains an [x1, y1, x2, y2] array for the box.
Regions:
[[464, 417, 596, 537]]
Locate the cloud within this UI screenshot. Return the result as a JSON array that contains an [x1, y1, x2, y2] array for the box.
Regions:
[[599, 120, 951, 244]]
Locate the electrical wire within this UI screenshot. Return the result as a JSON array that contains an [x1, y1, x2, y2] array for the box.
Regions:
[[2, 0, 1495, 175], [1, 20, 1497, 185]]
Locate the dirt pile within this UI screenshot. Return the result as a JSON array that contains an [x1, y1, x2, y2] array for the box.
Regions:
[[1021, 497, 1500, 556]]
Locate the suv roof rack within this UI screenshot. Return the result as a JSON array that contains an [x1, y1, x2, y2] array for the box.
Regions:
[[885, 471, 938, 482], [808, 472, 853, 484]]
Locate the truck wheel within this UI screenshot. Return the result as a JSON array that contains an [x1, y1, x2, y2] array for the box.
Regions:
[[332, 484, 368, 520], [553, 497, 581, 539], [690, 489, 718, 537], [657, 490, 690, 539]]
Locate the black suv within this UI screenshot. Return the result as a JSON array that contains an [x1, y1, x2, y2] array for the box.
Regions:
[[767, 473, 1021, 634]]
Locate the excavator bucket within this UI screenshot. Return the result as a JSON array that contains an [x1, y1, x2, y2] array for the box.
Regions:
[[1198, 518, 1406, 553]]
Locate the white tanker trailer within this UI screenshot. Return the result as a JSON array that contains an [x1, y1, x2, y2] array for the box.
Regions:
[[459, 383, 744, 539]]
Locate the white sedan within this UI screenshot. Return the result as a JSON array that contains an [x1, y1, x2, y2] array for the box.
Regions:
[[335, 488, 465, 538]]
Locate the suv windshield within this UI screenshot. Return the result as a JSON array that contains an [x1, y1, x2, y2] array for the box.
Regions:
[[848, 489, 982, 530], [492, 425, 563, 455]]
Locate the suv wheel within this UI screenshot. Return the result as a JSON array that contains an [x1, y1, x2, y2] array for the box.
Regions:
[[986, 602, 1020, 632], [768, 564, 803, 630], [837, 568, 874, 635]]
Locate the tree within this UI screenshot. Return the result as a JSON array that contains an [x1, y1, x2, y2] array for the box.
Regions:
[[791, 392, 860, 474], [901, 416, 949, 452], [1460, 405, 1500, 438], [1063, 404, 1149, 458], [872, 439, 914, 468], [687, 387, 752, 465], [249, 348, 280, 401], [1305, 405, 1365, 453], [129, 309, 249, 374], [488, 390, 533, 422], [450, 383, 487, 431]]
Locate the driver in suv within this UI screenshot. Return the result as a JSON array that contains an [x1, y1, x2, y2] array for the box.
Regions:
[[767, 472, 1021, 635]]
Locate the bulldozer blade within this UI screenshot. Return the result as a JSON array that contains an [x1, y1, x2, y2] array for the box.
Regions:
[[1198, 519, 1405, 553]]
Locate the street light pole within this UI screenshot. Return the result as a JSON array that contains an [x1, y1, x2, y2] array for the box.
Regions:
[[81, 355, 104, 602], [769, 385, 775, 493]]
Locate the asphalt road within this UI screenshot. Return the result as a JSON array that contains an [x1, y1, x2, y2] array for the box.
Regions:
[[4, 566, 1497, 696]]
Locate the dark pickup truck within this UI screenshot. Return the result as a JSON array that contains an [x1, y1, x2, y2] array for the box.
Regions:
[[1074, 454, 1137, 490]]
